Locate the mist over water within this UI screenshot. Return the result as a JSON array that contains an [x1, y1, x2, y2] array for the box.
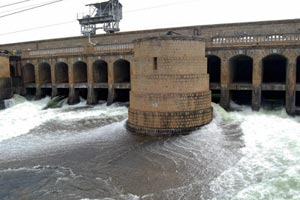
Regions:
[[0, 96, 300, 200]]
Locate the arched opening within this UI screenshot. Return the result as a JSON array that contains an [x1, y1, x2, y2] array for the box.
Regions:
[[231, 90, 252, 106], [262, 91, 285, 109], [115, 89, 130, 102], [39, 63, 51, 84], [93, 60, 108, 83], [55, 62, 69, 84], [296, 57, 300, 83], [22, 63, 35, 84], [211, 90, 221, 103], [262, 54, 287, 83], [207, 55, 221, 83], [73, 61, 87, 83], [114, 59, 130, 83], [230, 55, 253, 83]]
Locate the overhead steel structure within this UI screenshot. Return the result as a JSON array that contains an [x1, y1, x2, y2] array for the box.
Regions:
[[78, 0, 122, 36]]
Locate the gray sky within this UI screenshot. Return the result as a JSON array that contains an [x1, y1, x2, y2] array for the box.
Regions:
[[0, 0, 300, 44]]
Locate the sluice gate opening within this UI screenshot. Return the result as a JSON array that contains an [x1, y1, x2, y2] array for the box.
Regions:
[[231, 90, 252, 106], [93, 60, 108, 83], [261, 91, 285, 109], [95, 89, 108, 102], [57, 88, 69, 97], [230, 55, 253, 83], [76, 88, 88, 100], [207, 55, 221, 83], [114, 59, 130, 83], [211, 90, 220, 103], [25, 88, 36, 99], [262, 54, 287, 83], [115, 89, 130, 102], [55, 62, 69, 84], [40, 88, 52, 98]]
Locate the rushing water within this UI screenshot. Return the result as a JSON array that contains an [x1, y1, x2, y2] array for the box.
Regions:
[[0, 96, 300, 200]]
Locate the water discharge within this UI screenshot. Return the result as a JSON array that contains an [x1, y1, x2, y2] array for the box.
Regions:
[[0, 96, 300, 199]]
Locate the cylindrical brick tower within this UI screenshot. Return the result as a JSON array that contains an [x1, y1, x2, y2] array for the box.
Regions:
[[127, 36, 212, 136]]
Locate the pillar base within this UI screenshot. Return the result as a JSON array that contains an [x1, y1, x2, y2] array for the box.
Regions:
[[107, 85, 115, 106], [126, 121, 210, 136], [68, 86, 79, 105], [220, 85, 230, 110], [252, 86, 261, 111], [87, 86, 97, 105], [51, 85, 57, 98], [35, 86, 42, 100]]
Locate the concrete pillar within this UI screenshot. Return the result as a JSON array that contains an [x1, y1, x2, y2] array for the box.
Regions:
[[252, 58, 262, 111], [50, 59, 57, 97], [107, 61, 115, 105], [68, 85, 79, 105], [220, 58, 230, 109], [87, 56, 97, 104], [67, 59, 78, 104], [33, 60, 42, 99], [286, 58, 296, 115]]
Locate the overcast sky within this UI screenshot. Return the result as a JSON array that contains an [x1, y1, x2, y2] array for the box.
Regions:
[[0, 0, 300, 45]]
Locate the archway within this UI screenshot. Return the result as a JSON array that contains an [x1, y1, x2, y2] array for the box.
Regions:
[[55, 62, 69, 84], [113, 59, 130, 83], [93, 60, 108, 83], [22, 63, 35, 84], [230, 55, 253, 83], [207, 55, 221, 83], [39, 62, 51, 84], [262, 54, 287, 83], [73, 61, 87, 83]]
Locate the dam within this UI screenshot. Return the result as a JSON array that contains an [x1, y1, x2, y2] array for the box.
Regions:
[[1, 18, 300, 114]]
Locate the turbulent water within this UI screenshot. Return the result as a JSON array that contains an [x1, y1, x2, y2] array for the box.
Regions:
[[0, 96, 300, 200]]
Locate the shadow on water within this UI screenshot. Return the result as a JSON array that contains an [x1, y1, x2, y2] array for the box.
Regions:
[[0, 103, 245, 200]]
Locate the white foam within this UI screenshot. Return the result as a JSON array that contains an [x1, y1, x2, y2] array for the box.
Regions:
[[210, 106, 300, 200], [0, 96, 128, 143]]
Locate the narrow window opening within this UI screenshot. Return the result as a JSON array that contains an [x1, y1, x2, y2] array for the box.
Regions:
[[153, 57, 158, 70]]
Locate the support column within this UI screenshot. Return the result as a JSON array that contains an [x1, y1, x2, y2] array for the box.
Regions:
[[67, 59, 79, 104], [68, 85, 79, 105], [252, 58, 262, 111], [50, 59, 57, 97], [286, 58, 296, 115], [33, 60, 42, 100], [87, 57, 97, 104], [220, 57, 230, 109], [107, 61, 115, 106]]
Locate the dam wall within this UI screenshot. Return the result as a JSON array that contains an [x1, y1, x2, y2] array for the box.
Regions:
[[1, 18, 300, 114]]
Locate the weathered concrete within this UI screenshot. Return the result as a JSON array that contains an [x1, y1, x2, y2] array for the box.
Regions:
[[1, 18, 300, 114]]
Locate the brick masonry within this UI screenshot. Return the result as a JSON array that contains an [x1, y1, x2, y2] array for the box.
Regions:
[[127, 36, 212, 135]]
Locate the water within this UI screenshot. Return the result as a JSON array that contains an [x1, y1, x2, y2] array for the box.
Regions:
[[0, 97, 300, 200]]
